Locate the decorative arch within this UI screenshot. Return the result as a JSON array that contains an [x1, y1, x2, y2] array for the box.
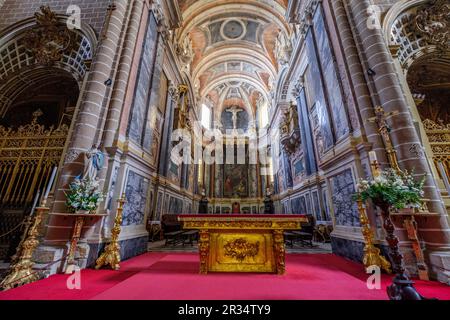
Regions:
[[383, 0, 449, 70], [383, 0, 450, 195], [201, 74, 271, 106], [193, 48, 277, 83], [0, 11, 97, 115], [178, 0, 290, 41]]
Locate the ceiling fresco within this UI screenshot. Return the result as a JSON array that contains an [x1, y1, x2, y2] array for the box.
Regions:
[[176, 0, 290, 121]]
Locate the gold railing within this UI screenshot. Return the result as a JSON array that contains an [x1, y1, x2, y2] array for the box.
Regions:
[[423, 119, 450, 192], [0, 110, 68, 208]]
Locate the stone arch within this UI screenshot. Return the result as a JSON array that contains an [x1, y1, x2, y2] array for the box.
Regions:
[[0, 9, 98, 216], [201, 74, 271, 113], [193, 48, 277, 85], [383, 0, 449, 70], [0, 12, 97, 115], [178, 0, 290, 41], [383, 0, 450, 194]]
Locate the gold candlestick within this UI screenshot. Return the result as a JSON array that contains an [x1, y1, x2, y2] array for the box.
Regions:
[[357, 197, 392, 274], [0, 201, 48, 290], [95, 194, 126, 270]]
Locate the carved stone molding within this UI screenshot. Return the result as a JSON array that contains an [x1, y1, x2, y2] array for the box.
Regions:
[[168, 81, 180, 101], [291, 76, 305, 98], [152, 2, 170, 41], [176, 36, 194, 74], [415, 0, 450, 52], [274, 32, 293, 67], [21, 6, 76, 66]]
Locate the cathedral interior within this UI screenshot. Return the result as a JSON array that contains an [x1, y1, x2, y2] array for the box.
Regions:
[[0, 0, 449, 300]]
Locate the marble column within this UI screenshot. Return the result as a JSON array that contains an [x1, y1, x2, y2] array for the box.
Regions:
[[346, 0, 450, 283], [329, 0, 388, 167], [95, 0, 146, 250], [48, 0, 132, 238], [100, 0, 145, 153]]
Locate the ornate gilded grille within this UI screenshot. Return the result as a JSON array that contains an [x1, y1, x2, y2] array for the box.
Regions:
[[0, 110, 68, 208], [423, 119, 450, 191]]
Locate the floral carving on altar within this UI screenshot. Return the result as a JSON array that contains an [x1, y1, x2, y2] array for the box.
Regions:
[[224, 238, 260, 262]]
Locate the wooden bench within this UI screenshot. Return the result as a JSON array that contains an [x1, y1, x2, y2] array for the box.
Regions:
[[164, 230, 185, 246], [181, 230, 198, 246], [161, 214, 182, 234], [284, 231, 297, 248], [284, 215, 316, 248]]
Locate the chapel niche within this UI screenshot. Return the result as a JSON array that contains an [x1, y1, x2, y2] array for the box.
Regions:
[[0, 73, 79, 129], [407, 57, 450, 125]]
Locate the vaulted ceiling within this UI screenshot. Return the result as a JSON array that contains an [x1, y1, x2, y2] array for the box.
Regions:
[[176, 0, 290, 118]]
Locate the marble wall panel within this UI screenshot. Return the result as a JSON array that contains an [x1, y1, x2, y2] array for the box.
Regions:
[[330, 169, 359, 227], [128, 13, 158, 144], [122, 170, 149, 226]]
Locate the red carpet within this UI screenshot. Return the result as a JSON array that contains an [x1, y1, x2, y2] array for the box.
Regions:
[[1, 253, 449, 300]]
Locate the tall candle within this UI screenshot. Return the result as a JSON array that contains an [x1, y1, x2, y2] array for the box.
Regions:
[[44, 166, 58, 200], [30, 189, 40, 217], [369, 151, 378, 163]]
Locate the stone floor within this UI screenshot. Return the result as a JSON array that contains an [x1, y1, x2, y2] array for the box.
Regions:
[[148, 240, 332, 254]]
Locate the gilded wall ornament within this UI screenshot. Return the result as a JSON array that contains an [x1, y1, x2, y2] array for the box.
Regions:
[[415, 0, 450, 51], [279, 103, 301, 155], [21, 6, 76, 66]]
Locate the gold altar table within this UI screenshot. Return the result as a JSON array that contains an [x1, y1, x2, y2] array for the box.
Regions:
[[178, 214, 308, 275]]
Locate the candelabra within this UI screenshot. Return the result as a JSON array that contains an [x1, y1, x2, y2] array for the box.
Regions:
[[356, 197, 391, 274], [95, 194, 126, 270], [0, 200, 48, 290]]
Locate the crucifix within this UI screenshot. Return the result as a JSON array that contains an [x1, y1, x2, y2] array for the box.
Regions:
[[101, 2, 117, 39], [226, 106, 243, 130], [367, 106, 401, 173]]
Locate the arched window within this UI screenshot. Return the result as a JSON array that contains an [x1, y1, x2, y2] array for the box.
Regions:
[[201, 104, 211, 129], [259, 100, 269, 128]]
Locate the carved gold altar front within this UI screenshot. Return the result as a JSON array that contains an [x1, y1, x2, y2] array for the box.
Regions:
[[178, 215, 308, 275]]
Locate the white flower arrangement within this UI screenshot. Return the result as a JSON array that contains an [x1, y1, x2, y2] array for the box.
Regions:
[[355, 169, 425, 210], [65, 178, 105, 213]]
